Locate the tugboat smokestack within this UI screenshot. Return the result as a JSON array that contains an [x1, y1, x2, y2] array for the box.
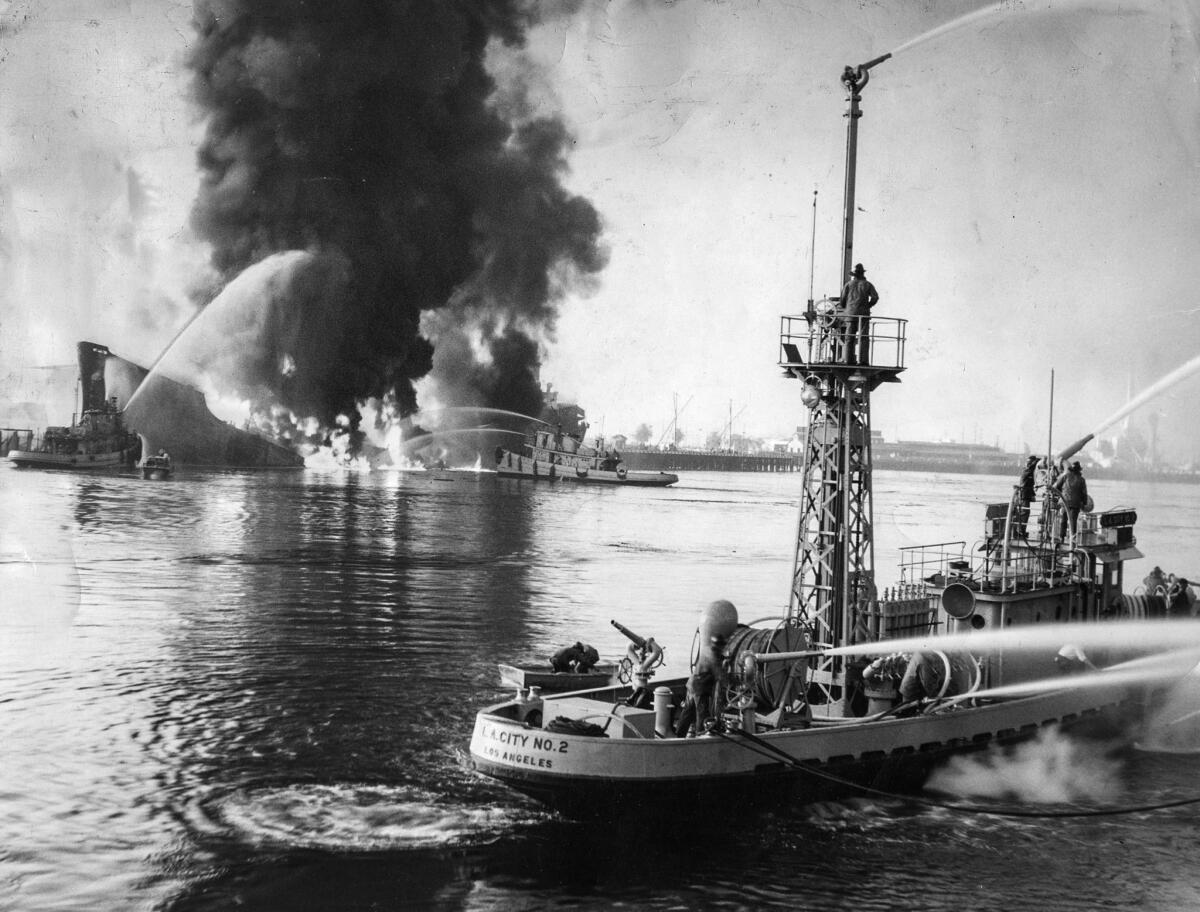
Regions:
[[1057, 433, 1095, 463]]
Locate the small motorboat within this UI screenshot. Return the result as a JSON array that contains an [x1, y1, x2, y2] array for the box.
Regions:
[[141, 452, 173, 480], [498, 662, 621, 693]]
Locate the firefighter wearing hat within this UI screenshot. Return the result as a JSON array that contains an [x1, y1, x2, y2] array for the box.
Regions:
[[840, 263, 879, 366], [1053, 461, 1089, 542]]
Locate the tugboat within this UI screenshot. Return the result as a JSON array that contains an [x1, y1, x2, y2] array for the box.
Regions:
[[466, 57, 1191, 819], [8, 342, 140, 471], [494, 427, 678, 487]]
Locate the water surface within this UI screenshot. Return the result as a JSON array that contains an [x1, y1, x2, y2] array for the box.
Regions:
[[1, 466, 1197, 910]]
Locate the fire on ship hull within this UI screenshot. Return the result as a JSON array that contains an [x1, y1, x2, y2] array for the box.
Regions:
[[7, 342, 305, 471], [109, 349, 304, 469]]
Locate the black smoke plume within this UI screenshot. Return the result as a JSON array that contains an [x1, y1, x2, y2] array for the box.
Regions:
[[187, 0, 605, 444]]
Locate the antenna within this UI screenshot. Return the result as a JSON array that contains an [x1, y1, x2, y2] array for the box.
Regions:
[[1047, 369, 1055, 464], [806, 188, 818, 325]]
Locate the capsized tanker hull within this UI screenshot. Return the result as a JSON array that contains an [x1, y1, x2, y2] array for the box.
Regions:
[[107, 350, 304, 469]]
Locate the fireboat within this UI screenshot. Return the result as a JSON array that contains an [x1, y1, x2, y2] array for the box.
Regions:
[[466, 57, 1189, 819], [495, 426, 678, 487]]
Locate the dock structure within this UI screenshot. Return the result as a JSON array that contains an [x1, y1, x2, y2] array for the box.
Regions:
[[619, 448, 799, 473]]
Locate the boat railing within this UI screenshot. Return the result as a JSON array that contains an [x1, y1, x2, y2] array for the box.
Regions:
[[1, 428, 35, 455], [897, 540, 968, 588], [979, 543, 1064, 592], [779, 313, 907, 372], [902, 533, 1090, 596]]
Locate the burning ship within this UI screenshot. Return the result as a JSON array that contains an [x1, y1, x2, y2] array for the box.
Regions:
[[465, 57, 1190, 819], [7, 341, 303, 471]]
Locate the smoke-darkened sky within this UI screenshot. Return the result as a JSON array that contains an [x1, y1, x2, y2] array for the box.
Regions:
[[186, 0, 604, 429], [2, 1, 1199, 460]]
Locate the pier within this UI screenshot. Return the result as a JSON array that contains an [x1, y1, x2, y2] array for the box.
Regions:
[[619, 448, 798, 473]]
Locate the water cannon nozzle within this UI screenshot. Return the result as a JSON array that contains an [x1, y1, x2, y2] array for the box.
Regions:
[[1056, 433, 1095, 464], [842, 53, 891, 94], [859, 53, 892, 73]]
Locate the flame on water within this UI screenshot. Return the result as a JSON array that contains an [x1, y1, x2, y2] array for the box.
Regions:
[[302, 401, 535, 470]]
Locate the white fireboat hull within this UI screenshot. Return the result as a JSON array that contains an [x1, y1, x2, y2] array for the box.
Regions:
[[468, 678, 1137, 818]]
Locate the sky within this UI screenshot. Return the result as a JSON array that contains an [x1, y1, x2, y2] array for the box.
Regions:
[[2, 0, 1199, 460]]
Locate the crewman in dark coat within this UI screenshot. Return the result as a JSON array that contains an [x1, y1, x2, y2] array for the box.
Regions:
[[551, 642, 585, 672], [1054, 461, 1089, 541], [840, 263, 880, 365], [576, 643, 600, 673], [1013, 454, 1040, 537]]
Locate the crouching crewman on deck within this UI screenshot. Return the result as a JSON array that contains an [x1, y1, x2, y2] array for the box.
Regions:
[[674, 634, 728, 737], [551, 642, 585, 672], [896, 650, 974, 712]]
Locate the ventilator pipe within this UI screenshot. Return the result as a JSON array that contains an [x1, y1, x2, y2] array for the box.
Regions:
[[1001, 492, 1016, 590], [941, 582, 977, 620], [653, 686, 673, 738]]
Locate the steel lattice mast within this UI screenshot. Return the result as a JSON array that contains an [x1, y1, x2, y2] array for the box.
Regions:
[[779, 56, 905, 716]]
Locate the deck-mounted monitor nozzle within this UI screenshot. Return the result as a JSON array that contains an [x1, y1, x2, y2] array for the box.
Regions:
[[611, 619, 647, 650], [841, 53, 892, 94], [1057, 433, 1095, 464]]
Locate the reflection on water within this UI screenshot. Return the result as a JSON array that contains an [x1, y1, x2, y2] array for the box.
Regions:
[[1, 467, 1199, 910]]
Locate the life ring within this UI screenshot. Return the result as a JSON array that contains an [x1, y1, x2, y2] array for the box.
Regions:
[[616, 466, 628, 480], [576, 467, 589, 479]]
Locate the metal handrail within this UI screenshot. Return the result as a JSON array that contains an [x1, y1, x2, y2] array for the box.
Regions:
[[779, 313, 907, 371]]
